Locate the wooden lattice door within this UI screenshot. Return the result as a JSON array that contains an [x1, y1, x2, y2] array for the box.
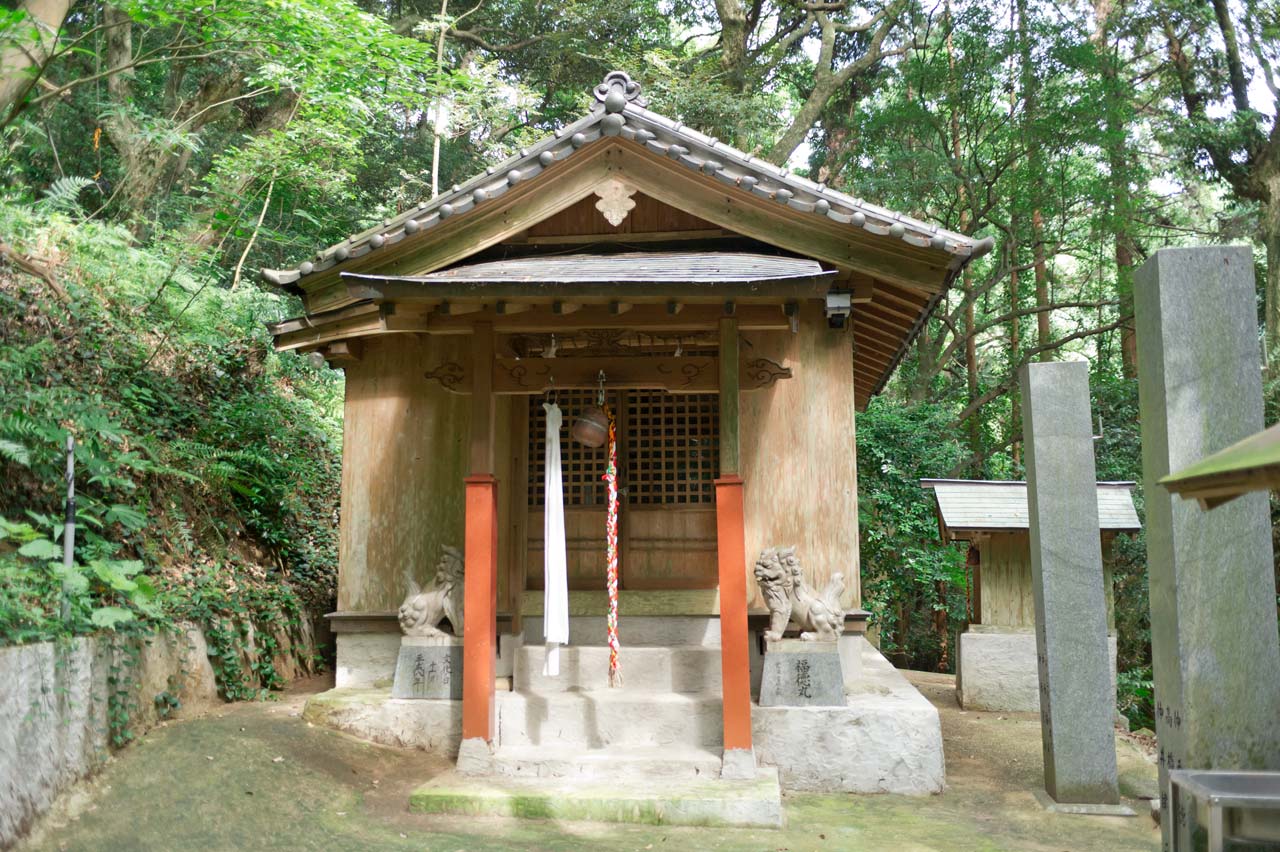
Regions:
[[526, 390, 719, 591]]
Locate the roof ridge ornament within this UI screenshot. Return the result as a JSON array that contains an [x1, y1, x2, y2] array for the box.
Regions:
[[594, 71, 646, 112]]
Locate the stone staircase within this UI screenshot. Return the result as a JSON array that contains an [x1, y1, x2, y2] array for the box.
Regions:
[[482, 643, 727, 779], [414, 635, 784, 827]]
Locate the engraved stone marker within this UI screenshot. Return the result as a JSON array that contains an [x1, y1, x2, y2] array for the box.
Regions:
[[758, 638, 844, 707], [1135, 246, 1280, 848], [1020, 361, 1121, 805], [392, 635, 463, 700]]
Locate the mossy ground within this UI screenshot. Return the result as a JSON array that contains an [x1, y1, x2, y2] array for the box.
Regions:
[[22, 671, 1160, 852]]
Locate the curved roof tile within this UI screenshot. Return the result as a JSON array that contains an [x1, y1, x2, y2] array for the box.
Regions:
[[261, 71, 993, 288]]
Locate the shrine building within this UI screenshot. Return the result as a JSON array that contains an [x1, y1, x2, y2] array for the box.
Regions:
[[263, 72, 994, 824]]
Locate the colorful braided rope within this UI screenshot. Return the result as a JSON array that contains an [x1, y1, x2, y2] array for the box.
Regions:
[[604, 404, 622, 687]]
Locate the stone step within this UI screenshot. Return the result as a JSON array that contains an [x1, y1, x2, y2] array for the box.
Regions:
[[514, 644, 722, 693], [496, 688, 723, 748], [522, 615, 722, 647], [410, 767, 783, 828], [465, 744, 724, 781]]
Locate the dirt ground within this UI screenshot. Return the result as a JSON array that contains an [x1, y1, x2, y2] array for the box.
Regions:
[[20, 670, 1161, 852]]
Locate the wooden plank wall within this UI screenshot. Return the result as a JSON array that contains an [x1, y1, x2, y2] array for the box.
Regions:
[[978, 531, 1118, 632], [977, 532, 1035, 628], [338, 334, 518, 615], [740, 301, 861, 611]]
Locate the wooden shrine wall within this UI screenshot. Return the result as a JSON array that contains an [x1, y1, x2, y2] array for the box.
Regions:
[[976, 531, 1117, 631], [337, 334, 517, 615], [741, 301, 862, 611], [976, 533, 1035, 628]]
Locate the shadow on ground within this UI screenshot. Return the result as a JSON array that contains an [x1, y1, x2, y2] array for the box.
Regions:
[[21, 671, 1160, 852]]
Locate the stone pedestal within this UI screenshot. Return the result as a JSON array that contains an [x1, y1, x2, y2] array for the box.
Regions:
[[957, 628, 1119, 714], [1135, 247, 1280, 846], [392, 635, 463, 700], [1020, 361, 1120, 805], [758, 639, 844, 707]]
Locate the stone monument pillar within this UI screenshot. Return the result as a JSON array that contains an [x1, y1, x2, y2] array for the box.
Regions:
[[1135, 246, 1280, 847], [1020, 361, 1123, 809]]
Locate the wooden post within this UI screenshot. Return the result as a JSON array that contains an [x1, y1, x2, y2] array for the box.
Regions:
[[462, 323, 498, 745], [716, 317, 754, 775], [719, 318, 740, 475]]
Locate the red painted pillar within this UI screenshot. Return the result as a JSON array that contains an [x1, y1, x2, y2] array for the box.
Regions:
[[462, 474, 498, 743], [715, 474, 752, 753]]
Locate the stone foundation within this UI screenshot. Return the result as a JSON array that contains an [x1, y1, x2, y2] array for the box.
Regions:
[[752, 638, 945, 795], [957, 629, 1117, 713], [314, 629, 946, 797], [303, 688, 463, 755]]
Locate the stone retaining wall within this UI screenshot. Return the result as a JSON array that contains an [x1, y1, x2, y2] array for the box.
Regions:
[[0, 615, 321, 849]]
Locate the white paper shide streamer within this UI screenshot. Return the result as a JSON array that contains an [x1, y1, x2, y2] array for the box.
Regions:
[[542, 403, 570, 676]]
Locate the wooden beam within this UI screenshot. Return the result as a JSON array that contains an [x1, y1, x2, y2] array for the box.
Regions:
[[509, 228, 732, 245], [323, 340, 362, 364], [274, 302, 794, 351], [497, 355, 718, 393], [425, 303, 791, 334]]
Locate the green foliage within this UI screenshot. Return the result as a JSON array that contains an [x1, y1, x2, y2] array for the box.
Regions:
[[0, 199, 335, 708], [857, 400, 969, 672], [1117, 667, 1155, 732]]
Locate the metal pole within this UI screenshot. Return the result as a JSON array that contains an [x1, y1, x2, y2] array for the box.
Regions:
[[61, 434, 75, 621]]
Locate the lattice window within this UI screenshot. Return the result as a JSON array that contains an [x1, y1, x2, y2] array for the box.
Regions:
[[527, 391, 719, 508], [529, 390, 615, 508], [625, 392, 718, 505]]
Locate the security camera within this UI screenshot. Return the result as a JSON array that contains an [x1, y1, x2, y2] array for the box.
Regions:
[[825, 291, 853, 329]]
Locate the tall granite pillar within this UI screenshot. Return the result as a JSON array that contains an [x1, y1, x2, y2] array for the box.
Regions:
[[1135, 246, 1280, 848], [1020, 361, 1121, 806]]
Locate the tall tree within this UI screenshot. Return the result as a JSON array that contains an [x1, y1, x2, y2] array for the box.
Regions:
[[1161, 0, 1280, 358]]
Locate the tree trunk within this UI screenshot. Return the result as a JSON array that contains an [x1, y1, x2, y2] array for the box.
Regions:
[[1263, 171, 1280, 365], [714, 0, 750, 89], [1008, 229, 1021, 467], [1032, 209, 1050, 358], [0, 0, 72, 121], [1093, 0, 1138, 378]]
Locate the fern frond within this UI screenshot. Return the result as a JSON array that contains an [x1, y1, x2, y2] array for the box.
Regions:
[[39, 177, 97, 214]]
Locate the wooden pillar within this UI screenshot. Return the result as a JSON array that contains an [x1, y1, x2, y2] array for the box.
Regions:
[[716, 317, 754, 770], [462, 323, 498, 744]]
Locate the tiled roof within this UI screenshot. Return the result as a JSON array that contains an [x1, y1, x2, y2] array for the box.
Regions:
[[261, 71, 993, 287]]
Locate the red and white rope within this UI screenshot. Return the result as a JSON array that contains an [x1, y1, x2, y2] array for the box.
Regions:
[[604, 405, 622, 687]]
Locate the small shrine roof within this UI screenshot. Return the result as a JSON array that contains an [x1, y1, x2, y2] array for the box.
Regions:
[[920, 479, 1141, 537], [1160, 422, 1280, 509]]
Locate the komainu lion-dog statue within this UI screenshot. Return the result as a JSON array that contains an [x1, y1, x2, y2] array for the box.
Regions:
[[754, 546, 845, 641], [398, 545, 465, 637]]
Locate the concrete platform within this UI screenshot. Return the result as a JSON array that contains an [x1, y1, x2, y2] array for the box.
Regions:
[[409, 767, 784, 828], [302, 687, 461, 756], [752, 638, 946, 794]]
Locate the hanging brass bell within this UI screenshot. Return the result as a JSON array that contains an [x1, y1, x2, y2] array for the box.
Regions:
[[571, 405, 609, 447]]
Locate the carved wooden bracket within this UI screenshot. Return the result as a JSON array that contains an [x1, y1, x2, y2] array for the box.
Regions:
[[594, 179, 637, 227], [742, 357, 792, 389], [424, 360, 468, 393]]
